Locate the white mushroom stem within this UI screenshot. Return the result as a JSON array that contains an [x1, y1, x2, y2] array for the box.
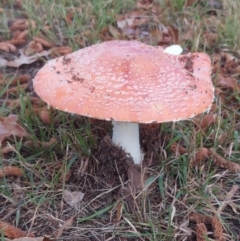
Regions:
[[112, 121, 142, 164]]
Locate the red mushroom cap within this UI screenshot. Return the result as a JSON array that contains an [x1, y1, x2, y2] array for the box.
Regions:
[[33, 40, 214, 123]]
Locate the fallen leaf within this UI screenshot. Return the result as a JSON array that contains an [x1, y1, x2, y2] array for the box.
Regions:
[[10, 19, 36, 31], [203, 31, 218, 48], [127, 165, 143, 190], [0, 42, 16, 52], [7, 49, 51, 68], [190, 213, 224, 241], [171, 142, 187, 155], [24, 138, 57, 149], [0, 166, 23, 178], [0, 114, 28, 143], [7, 96, 43, 108], [3, 83, 28, 96], [0, 221, 34, 239], [63, 190, 84, 207], [1, 145, 15, 154], [108, 25, 122, 39], [60, 169, 71, 182], [208, 148, 240, 172], [35, 108, 52, 124], [23, 41, 43, 56], [55, 216, 74, 239], [197, 113, 217, 130], [7, 39, 26, 45], [218, 185, 239, 213], [216, 76, 240, 92], [13, 29, 29, 40], [12, 183, 25, 204], [5, 238, 54, 241], [196, 223, 208, 241], [66, 10, 74, 25], [116, 202, 123, 222], [136, 0, 154, 9], [0, 75, 30, 86], [51, 47, 72, 57], [33, 36, 54, 48], [192, 147, 209, 166]]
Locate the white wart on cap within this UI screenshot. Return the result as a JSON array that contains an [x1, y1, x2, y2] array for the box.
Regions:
[[33, 40, 214, 164]]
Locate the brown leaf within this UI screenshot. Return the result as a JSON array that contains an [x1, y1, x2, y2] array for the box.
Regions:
[[166, 25, 179, 44], [116, 9, 155, 41], [0, 114, 28, 143], [0, 42, 16, 52], [55, 216, 74, 239], [127, 165, 150, 190], [0, 221, 34, 239], [218, 185, 239, 213], [216, 76, 240, 91], [33, 37, 54, 48], [13, 30, 29, 40], [171, 142, 187, 155], [51, 47, 72, 57], [198, 113, 217, 130], [136, 0, 154, 9], [24, 138, 57, 149], [184, 0, 196, 7], [66, 10, 74, 25], [0, 166, 23, 178], [196, 223, 208, 241], [7, 96, 43, 108], [192, 147, 209, 166], [35, 108, 51, 124], [5, 237, 51, 241], [10, 19, 36, 31], [23, 41, 43, 56], [108, 25, 122, 39], [0, 75, 30, 86], [60, 169, 71, 183], [3, 83, 28, 96], [190, 213, 224, 241], [7, 39, 26, 45], [211, 216, 224, 241], [12, 30, 22, 39], [203, 31, 218, 48], [43, 238, 55, 241], [1, 145, 15, 154], [128, 164, 142, 189], [116, 202, 123, 222], [208, 148, 240, 172]]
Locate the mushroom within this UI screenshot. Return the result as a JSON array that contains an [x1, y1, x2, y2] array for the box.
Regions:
[[33, 40, 214, 164]]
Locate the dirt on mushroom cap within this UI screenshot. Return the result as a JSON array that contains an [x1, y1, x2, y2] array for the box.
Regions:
[[33, 40, 214, 123]]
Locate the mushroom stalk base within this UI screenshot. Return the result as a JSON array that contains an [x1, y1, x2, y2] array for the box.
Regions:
[[112, 121, 142, 164]]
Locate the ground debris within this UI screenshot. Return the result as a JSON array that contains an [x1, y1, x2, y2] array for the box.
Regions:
[[190, 213, 224, 241], [0, 166, 23, 178], [196, 223, 208, 241], [208, 148, 240, 172], [0, 114, 28, 143], [171, 144, 240, 172], [0, 221, 34, 239]]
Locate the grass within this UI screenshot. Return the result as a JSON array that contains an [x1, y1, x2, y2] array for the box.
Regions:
[[0, 0, 240, 240]]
